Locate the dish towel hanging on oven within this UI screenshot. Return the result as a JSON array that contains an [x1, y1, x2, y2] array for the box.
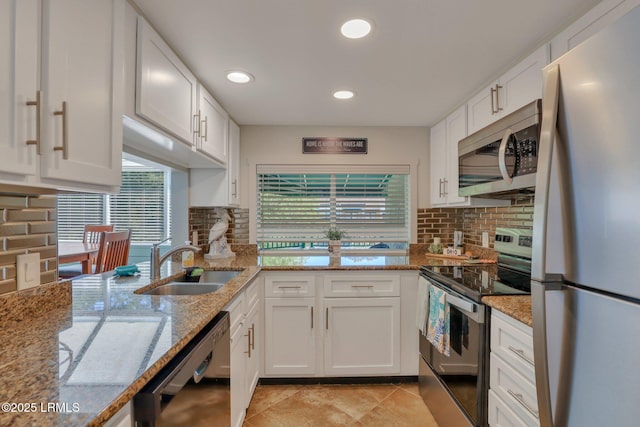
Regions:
[[416, 277, 430, 335], [426, 284, 450, 357]]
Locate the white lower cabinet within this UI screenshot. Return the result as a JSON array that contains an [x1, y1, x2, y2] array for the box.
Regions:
[[262, 270, 417, 378], [264, 297, 317, 376], [225, 277, 262, 427], [323, 297, 400, 375], [489, 310, 539, 427]]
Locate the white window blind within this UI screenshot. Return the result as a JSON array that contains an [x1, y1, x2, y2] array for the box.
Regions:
[[57, 160, 170, 243], [57, 194, 105, 241], [257, 165, 410, 250]]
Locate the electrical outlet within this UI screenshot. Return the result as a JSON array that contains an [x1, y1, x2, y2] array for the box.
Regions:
[[17, 253, 40, 290], [482, 231, 489, 248]]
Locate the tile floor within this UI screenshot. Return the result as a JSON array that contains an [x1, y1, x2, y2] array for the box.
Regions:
[[243, 382, 439, 426]]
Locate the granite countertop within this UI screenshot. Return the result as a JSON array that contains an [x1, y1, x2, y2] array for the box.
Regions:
[[483, 295, 533, 327], [0, 252, 455, 427]]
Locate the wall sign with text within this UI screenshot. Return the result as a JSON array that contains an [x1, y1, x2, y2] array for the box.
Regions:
[[302, 137, 368, 154]]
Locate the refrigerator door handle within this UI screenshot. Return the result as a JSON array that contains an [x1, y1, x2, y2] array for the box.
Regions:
[[531, 64, 560, 282]]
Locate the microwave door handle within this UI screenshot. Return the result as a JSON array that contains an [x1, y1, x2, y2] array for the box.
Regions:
[[498, 128, 514, 184]]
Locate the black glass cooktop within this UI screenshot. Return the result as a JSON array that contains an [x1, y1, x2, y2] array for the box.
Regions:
[[420, 264, 530, 302]]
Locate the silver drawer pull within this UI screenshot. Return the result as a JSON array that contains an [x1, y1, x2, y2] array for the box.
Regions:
[[508, 345, 534, 366], [277, 285, 302, 289], [507, 389, 539, 419], [351, 285, 374, 288]]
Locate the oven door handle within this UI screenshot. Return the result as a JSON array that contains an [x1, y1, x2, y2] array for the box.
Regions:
[[447, 293, 477, 314]]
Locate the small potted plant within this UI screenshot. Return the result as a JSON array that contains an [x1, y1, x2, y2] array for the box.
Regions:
[[325, 227, 346, 256]]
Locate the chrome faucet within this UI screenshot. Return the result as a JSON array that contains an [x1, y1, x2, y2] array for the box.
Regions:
[[150, 237, 201, 281]]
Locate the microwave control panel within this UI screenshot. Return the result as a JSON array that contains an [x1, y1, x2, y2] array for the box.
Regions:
[[513, 126, 538, 175]]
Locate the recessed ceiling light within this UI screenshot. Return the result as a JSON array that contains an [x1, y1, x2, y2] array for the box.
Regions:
[[340, 18, 372, 39], [333, 90, 355, 100], [226, 71, 254, 84]]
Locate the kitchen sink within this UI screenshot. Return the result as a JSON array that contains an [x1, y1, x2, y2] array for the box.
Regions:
[[143, 282, 225, 296], [141, 270, 241, 296]]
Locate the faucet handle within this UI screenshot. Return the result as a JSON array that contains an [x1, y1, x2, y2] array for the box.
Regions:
[[153, 237, 171, 248]]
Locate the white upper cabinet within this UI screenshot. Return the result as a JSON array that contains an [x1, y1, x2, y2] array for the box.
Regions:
[[196, 84, 228, 163], [0, 0, 123, 192], [0, 0, 39, 179], [136, 16, 197, 145], [550, 0, 640, 60], [429, 120, 447, 206], [467, 45, 549, 135], [40, 0, 123, 188], [190, 119, 241, 207]]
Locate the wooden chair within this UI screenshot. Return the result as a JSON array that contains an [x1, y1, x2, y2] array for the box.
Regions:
[[83, 224, 114, 243], [94, 230, 132, 273]]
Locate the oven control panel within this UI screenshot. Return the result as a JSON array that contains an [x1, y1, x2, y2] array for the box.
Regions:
[[494, 227, 533, 259]]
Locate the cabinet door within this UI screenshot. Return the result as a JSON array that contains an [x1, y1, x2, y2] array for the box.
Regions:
[[429, 120, 447, 206], [324, 297, 400, 375], [228, 119, 240, 206], [444, 105, 467, 205], [136, 16, 197, 145], [499, 45, 549, 116], [0, 0, 39, 178], [467, 80, 498, 134], [264, 298, 316, 375], [230, 325, 247, 427], [245, 301, 260, 401], [198, 85, 228, 163], [40, 0, 123, 188]]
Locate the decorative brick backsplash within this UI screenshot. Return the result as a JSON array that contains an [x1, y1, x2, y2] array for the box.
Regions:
[[0, 194, 58, 295], [189, 207, 250, 247], [417, 196, 535, 249]]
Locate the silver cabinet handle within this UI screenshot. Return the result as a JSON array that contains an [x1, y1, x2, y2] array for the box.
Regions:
[[310, 306, 314, 329], [442, 178, 448, 196], [495, 84, 503, 112], [244, 329, 251, 358], [250, 323, 255, 350], [507, 389, 539, 419], [25, 90, 42, 154], [351, 285, 374, 288], [508, 345, 534, 366], [491, 86, 497, 114], [201, 116, 208, 141], [498, 128, 514, 184], [193, 110, 201, 137], [53, 101, 68, 159], [232, 179, 237, 197], [325, 307, 329, 330], [278, 285, 302, 289]]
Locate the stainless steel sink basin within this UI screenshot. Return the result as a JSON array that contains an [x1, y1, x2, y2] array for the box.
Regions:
[[143, 282, 225, 296], [141, 270, 241, 295]]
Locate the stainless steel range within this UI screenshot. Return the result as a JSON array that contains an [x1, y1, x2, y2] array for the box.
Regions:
[[418, 228, 532, 427]]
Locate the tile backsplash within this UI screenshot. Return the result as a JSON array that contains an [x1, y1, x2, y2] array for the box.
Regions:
[[0, 194, 58, 295], [417, 196, 535, 249], [189, 207, 250, 247]]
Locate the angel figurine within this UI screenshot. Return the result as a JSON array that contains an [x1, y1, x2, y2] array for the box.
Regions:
[[204, 207, 236, 259]]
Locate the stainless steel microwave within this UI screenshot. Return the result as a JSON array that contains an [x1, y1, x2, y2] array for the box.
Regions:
[[458, 99, 541, 197]]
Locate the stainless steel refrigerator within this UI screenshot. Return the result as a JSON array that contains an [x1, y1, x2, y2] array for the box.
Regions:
[[532, 5, 640, 427]]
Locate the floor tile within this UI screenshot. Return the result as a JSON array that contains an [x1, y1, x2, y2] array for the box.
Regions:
[[246, 384, 302, 418], [358, 388, 438, 427]]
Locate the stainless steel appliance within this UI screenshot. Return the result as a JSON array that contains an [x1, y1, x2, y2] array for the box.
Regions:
[[533, 6, 640, 427], [133, 311, 230, 426], [419, 228, 532, 427], [458, 100, 541, 197]]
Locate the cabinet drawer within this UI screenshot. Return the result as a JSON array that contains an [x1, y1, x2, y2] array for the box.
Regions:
[[245, 280, 260, 312], [323, 273, 400, 297], [490, 353, 539, 427], [488, 389, 529, 427], [491, 311, 535, 383], [265, 275, 315, 297], [225, 291, 246, 336]]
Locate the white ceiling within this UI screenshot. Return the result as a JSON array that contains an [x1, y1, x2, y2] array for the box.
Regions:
[[132, 0, 601, 127]]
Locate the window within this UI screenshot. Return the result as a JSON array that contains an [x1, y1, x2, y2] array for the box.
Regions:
[[257, 165, 410, 251], [57, 156, 171, 243]]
